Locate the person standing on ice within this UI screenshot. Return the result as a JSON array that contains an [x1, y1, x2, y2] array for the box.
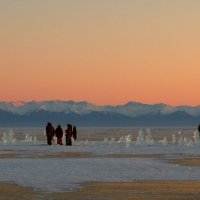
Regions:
[[65, 123, 73, 146], [198, 124, 200, 137], [55, 124, 63, 145], [72, 126, 77, 141], [46, 122, 55, 145]]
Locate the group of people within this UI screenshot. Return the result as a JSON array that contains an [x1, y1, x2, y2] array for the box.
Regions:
[[45, 122, 77, 146]]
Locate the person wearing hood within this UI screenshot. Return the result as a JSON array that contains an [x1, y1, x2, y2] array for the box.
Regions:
[[55, 124, 63, 145], [46, 122, 55, 145], [72, 126, 77, 141], [65, 124, 73, 146]]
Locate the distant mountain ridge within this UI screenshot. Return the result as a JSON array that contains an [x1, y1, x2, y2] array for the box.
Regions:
[[0, 101, 200, 127]]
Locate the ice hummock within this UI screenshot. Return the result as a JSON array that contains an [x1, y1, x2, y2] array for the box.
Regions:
[[1, 130, 16, 144]]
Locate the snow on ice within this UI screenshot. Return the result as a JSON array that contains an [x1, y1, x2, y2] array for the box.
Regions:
[[0, 128, 200, 192]]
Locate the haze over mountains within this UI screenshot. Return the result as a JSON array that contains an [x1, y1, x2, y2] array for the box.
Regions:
[[0, 101, 199, 127]]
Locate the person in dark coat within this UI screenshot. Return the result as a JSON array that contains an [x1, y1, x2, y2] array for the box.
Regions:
[[46, 122, 55, 145], [198, 124, 200, 133], [55, 124, 63, 145], [65, 124, 73, 146], [72, 126, 77, 141]]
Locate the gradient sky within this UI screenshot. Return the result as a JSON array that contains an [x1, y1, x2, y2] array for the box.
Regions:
[[0, 0, 200, 106]]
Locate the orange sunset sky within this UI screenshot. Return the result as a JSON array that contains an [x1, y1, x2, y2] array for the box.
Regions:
[[0, 0, 200, 106]]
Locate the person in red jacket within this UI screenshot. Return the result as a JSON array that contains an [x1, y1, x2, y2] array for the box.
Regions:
[[46, 122, 55, 145], [55, 124, 63, 145]]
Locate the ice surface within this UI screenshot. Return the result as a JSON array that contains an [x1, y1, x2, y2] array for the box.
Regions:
[[0, 156, 199, 192], [0, 128, 200, 192], [0, 140, 200, 192]]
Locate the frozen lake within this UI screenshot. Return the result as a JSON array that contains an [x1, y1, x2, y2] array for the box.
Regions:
[[0, 127, 200, 192]]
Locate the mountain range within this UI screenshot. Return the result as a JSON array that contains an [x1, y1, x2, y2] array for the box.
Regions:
[[0, 101, 199, 127]]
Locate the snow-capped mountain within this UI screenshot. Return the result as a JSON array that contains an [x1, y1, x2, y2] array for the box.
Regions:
[[0, 101, 200, 127], [0, 100, 200, 117]]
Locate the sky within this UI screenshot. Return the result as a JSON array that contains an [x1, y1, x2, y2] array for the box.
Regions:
[[0, 0, 200, 106]]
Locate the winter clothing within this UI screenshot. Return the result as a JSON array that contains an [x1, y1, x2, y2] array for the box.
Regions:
[[65, 124, 73, 146], [55, 125, 63, 145], [72, 126, 77, 140], [46, 122, 55, 145]]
